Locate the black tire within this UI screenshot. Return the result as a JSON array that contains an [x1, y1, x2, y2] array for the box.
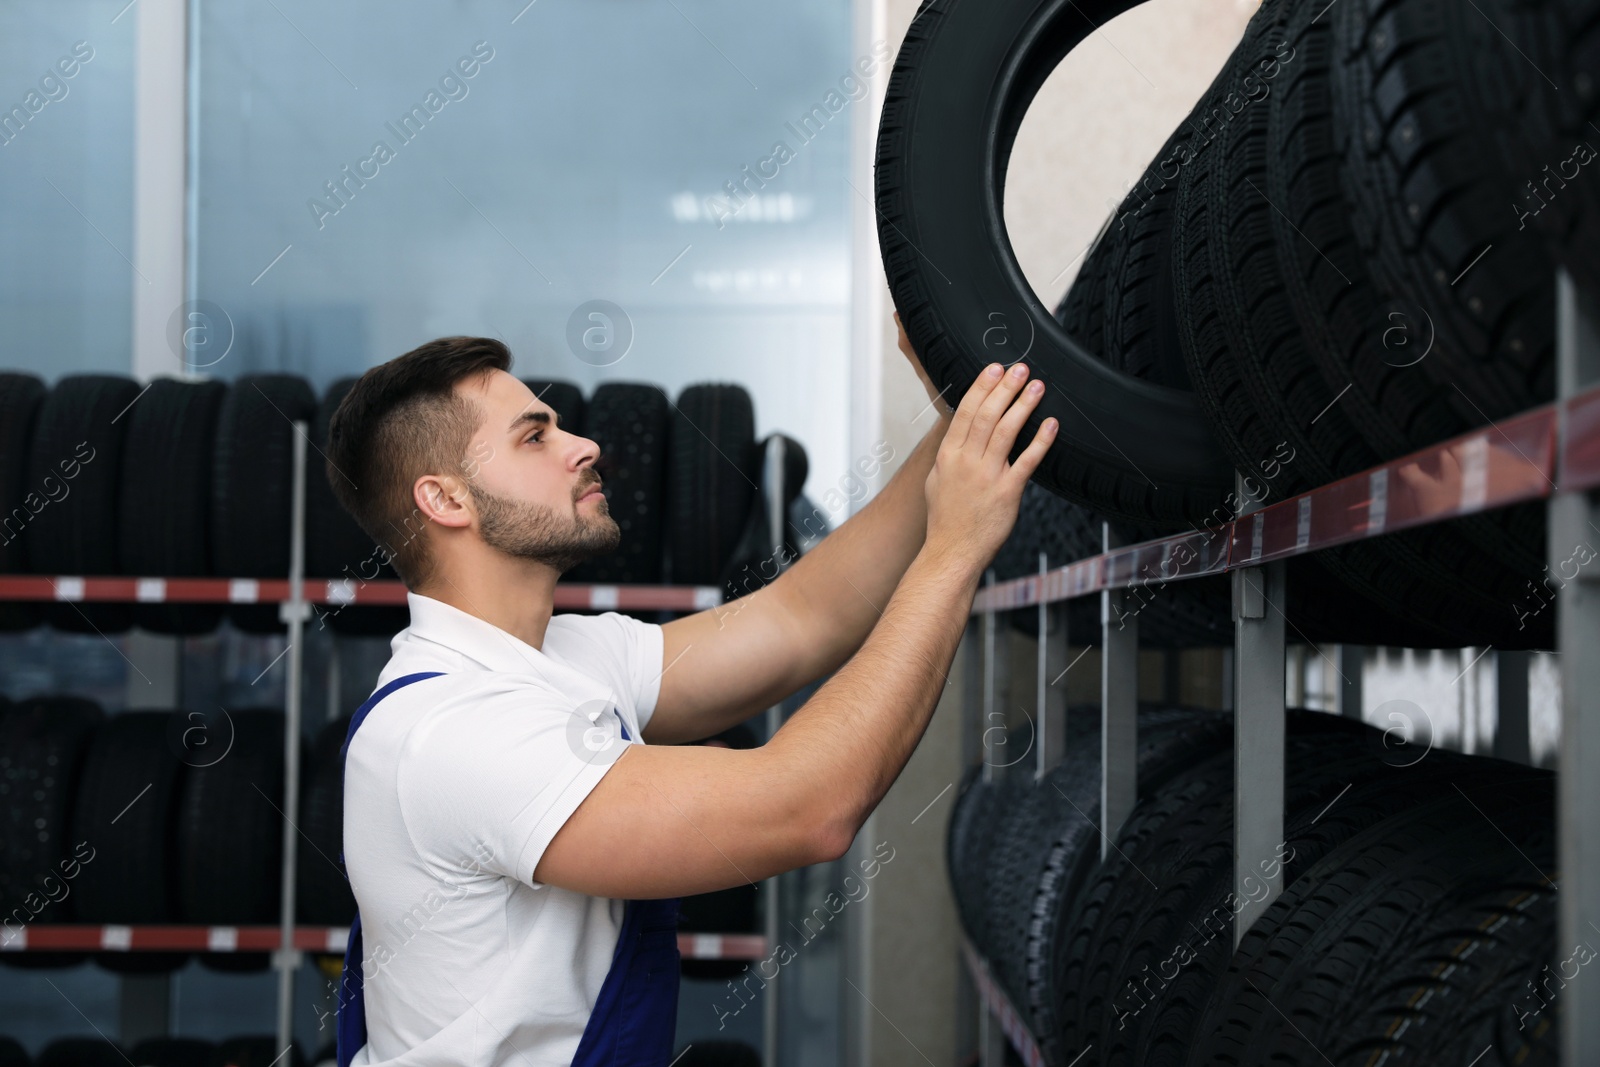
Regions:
[[1332, 0, 1557, 419], [174, 708, 290, 925], [308, 378, 408, 638], [1185, 770, 1555, 1067], [0, 1037, 26, 1067], [26, 375, 142, 634], [211, 1038, 305, 1067], [568, 383, 670, 585], [71, 712, 186, 924], [1054, 50, 1260, 391], [522, 378, 586, 436], [1074, 714, 1399, 1064], [36, 1040, 126, 1067], [1515, 0, 1600, 295], [0, 696, 104, 927], [1264, 0, 1550, 631], [990, 482, 1105, 582], [992, 483, 1235, 648], [1050, 747, 1237, 1060], [719, 434, 810, 601], [119, 379, 229, 635], [947, 764, 1019, 956], [1327, 875, 1559, 1066], [963, 707, 1232, 1061], [875, 0, 1234, 524], [667, 384, 758, 586], [128, 1037, 216, 1067], [1137, 748, 1502, 1066], [1174, 0, 1551, 649], [211, 374, 316, 634], [673, 1041, 761, 1067], [0, 373, 46, 632], [297, 715, 355, 926]]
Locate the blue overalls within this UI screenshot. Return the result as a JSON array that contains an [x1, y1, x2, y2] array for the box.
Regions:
[[336, 671, 682, 1067]]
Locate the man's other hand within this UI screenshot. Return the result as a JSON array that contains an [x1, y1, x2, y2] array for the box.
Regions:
[[895, 310, 952, 418]]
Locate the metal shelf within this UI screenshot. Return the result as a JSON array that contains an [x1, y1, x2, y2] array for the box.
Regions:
[[961, 939, 1045, 1067], [1, 925, 769, 960], [965, 269, 1600, 1065], [0, 575, 722, 613], [0, 417, 737, 1051]]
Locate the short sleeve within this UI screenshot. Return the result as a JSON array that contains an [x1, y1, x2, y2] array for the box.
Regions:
[[607, 612, 665, 733], [544, 612, 665, 735], [394, 683, 622, 888]]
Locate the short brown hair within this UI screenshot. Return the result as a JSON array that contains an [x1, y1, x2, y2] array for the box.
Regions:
[[326, 336, 512, 588]]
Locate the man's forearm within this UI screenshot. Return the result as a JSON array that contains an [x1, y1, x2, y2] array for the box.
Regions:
[[774, 414, 951, 681], [763, 541, 981, 851]]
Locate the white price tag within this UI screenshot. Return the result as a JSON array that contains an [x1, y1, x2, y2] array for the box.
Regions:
[[1368, 469, 1389, 535]]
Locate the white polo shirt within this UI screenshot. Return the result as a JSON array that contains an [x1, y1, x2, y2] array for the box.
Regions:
[[343, 591, 665, 1067]]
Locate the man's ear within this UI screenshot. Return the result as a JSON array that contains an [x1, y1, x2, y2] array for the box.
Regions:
[[415, 472, 474, 529]]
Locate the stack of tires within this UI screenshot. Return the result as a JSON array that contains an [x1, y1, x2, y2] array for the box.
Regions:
[[877, 0, 1599, 651], [0, 1035, 312, 1067], [949, 708, 1559, 1066], [0, 371, 800, 637], [0, 696, 341, 972]]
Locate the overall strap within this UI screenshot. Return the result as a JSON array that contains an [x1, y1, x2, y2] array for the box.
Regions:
[[335, 670, 445, 1067]]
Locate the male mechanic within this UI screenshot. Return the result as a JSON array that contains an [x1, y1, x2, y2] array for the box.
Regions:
[[324, 319, 1056, 1066]]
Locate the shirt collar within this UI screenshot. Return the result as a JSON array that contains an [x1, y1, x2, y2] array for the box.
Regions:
[[399, 591, 617, 708]]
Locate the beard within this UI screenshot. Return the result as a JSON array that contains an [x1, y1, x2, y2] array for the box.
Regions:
[[467, 478, 620, 574]]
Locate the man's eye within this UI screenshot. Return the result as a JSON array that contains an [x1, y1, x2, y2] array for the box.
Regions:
[[525, 431, 544, 444]]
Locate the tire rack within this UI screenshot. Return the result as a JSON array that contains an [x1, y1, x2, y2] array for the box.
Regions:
[[0, 420, 762, 1051], [962, 271, 1600, 1067]]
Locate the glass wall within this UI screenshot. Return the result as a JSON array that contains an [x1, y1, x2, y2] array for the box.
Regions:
[[0, 1, 135, 379], [194, 0, 859, 499]]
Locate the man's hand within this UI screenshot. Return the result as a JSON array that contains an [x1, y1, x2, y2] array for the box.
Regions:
[[924, 361, 1056, 571], [895, 310, 952, 418]]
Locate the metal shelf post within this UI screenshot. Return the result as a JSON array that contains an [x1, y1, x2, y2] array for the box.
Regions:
[[1554, 268, 1600, 1065], [275, 421, 311, 1052], [1101, 523, 1137, 858], [1036, 552, 1066, 779], [1232, 475, 1286, 946], [981, 570, 998, 784], [761, 434, 791, 1067]]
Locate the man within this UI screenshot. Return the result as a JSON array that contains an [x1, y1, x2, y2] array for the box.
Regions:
[[324, 320, 1056, 1066]]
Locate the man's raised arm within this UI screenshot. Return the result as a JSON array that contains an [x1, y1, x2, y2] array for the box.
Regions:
[[644, 315, 978, 745], [534, 362, 1056, 899]]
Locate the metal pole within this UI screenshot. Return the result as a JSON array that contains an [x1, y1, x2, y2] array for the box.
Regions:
[[1493, 650, 1531, 765], [1233, 470, 1286, 946], [981, 570, 997, 784], [326, 633, 342, 724], [1554, 268, 1600, 1066], [1101, 523, 1138, 858], [275, 422, 310, 1051], [979, 1002, 1006, 1067], [762, 435, 787, 1067], [1036, 552, 1067, 779]]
